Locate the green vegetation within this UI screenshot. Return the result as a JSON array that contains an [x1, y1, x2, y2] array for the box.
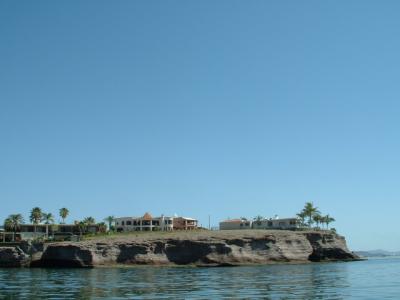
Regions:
[[59, 208, 69, 224], [97, 222, 107, 233], [297, 202, 335, 230], [322, 214, 335, 229], [83, 217, 95, 225], [42, 213, 55, 225], [253, 215, 263, 226], [2, 202, 336, 243], [29, 207, 43, 224], [104, 216, 115, 232], [1, 208, 118, 242], [4, 214, 24, 233], [3, 214, 24, 242]]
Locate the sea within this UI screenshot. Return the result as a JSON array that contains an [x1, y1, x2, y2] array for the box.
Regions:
[[1, 257, 399, 299]]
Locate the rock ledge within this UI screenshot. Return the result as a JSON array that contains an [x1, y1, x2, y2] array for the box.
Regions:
[[0, 230, 360, 268]]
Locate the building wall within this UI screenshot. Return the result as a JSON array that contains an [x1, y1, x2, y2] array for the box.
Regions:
[[219, 220, 252, 230], [115, 216, 174, 232], [173, 217, 198, 230], [219, 218, 299, 230], [16, 224, 100, 240], [252, 218, 299, 230]]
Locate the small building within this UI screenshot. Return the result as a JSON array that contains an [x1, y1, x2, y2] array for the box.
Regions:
[[252, 217, 300, 230], [219, 219, 252, 230], [173, 217, 198, 230], [17, 224, 100, 240], [115, 213, 174, 232]]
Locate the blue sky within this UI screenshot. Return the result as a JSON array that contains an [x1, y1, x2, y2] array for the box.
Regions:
[[1, 1, 400, 250]]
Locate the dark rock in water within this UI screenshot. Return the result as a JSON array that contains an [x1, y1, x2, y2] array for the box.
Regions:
[[0, 247, 30, 267], [304, 232, 359, 261], [1, 230, 361, 268], [38, 244, 94, 267]]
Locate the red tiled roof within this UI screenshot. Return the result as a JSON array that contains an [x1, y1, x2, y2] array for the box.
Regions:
[[142, 212, 152, 220]]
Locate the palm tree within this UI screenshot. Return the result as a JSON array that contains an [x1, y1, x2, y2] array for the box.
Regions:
[[324, 214, 335, 229], [83, 217, 95, 225], [59, 208, 69, 224], [104, 216, 115, 232], [43, 213, 55, 224], [296, 211, 306, 227], [313, 214, 322, 229], [29, 207, 43, 224], [302, 202, 320, 227], [78, 221, 87, 236], [253, 215, 264, 226], [319, 215, 326, 229], [4, 214, 24, 241], [97, 222, 107, 233]]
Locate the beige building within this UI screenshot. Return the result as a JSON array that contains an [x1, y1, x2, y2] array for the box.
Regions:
[[115, 213, 199, 232], [219, 218, 252, 230], [173, 217, 198, 230], [115, 212, 174, 232], [219, 217, 300, 230], [252, 217, 299, 230]]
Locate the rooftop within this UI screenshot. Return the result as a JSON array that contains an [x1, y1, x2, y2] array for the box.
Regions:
[[220, 219, 245, 223]]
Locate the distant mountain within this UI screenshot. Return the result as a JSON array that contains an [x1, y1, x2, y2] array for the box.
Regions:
[[355, 249, 400, 257]]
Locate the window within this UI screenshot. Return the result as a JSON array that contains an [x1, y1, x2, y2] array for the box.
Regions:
[[122, 221, 125, 226], [268, 222, 273, 227], [127, 221, 132, 225]]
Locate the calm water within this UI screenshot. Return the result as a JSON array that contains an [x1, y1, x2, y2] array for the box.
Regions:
[[1, 258, 400, 299]]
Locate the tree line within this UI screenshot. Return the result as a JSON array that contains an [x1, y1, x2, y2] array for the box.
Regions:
[[3, 207, 116, 234], [296, 202, 335, 229]]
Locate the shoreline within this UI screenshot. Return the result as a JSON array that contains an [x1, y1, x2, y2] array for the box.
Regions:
[[0, 230, 360, 268]]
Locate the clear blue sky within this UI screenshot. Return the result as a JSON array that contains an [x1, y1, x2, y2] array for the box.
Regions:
[[1, 1, 400, 251]]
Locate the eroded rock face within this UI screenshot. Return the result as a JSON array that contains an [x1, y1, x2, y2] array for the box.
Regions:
[[39, 244, 94, 267], [0, 247, 30, 267], [304, 232, 357, 261], [34, 231, 359, 267], [1, 230, 360, 268]]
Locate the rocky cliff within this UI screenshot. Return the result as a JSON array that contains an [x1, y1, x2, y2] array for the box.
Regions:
[[0, 230, 360, 268]]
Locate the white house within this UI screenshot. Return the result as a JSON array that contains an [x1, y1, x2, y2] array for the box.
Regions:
[[219, 216, 300, 231], [115, 212, 174, 232], [252, 217, 299, 230]]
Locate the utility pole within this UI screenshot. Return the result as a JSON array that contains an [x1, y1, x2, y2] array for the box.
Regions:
[[208, 215, 211, 230]]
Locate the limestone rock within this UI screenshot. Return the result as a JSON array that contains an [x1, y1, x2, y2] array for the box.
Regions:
[[33, 230, 359, 267]]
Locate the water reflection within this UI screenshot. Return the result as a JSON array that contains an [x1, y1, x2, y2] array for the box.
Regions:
[[1, 259, 398, 299]]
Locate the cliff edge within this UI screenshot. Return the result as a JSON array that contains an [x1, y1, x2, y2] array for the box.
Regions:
[[0, 230, 360, 268]]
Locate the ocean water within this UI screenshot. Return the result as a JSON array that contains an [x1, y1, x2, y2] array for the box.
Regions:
[[1, 258, 399, 299]]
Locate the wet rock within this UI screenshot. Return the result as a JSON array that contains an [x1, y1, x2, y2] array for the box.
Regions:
[[38, 244, 94, 267], [0, 247, 30, 267]]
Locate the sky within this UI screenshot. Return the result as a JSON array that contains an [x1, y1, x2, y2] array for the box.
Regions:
[[1, 1, 400, 251]]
